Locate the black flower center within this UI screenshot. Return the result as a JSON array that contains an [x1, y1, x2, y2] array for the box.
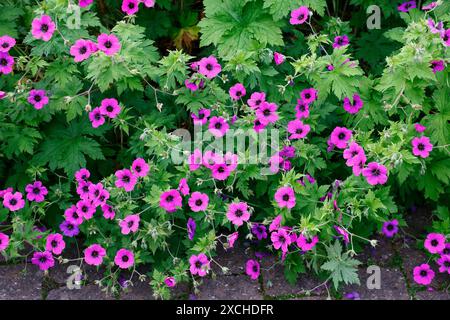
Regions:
[[195, 199, 203, 206], [41, 24, 49, 32], [34, 95, 42, 102], [431, 239, 438, 247], [372, 169, 380, 176], [122, 255, 129, 262], [0, 58, 7, 66], [282, 194, 290, 201], [92, 251, 99, 258], [104, 41, 112, 49], [33, 187, 41, 194], [235, 209, 243, 217], [122, 175, 130, 183], [1, 43, 9, 48], [338, 133, 345, 140], [106, 105, 113, 112], [166, 195, 174, 202], [206, 64, 213, 71], [420, 270, 427, 277], [10, 199, 17, 206], [79, 46, 87, 54], [418, 143, 424, 151]]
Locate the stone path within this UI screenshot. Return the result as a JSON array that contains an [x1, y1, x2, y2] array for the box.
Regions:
[[0, 236, 448, 300]]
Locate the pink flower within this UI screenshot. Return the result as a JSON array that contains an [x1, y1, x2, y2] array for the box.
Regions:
[[76, 180, 92, 199], [413, 263, 435, 285], [3, 192, 25, 212], [333, 35, 349, 48], [334, 225, 350, 244], [253, 118, 268, 133], [227, 232, 239, 249], [226, 202, 250, 226], [31, 251, 55, 271], [79, 0, 94, 7], [84, 244, 106, 266], [188, 149, 203, 171], [198, 56, 221, 79], [164, 276, 176, 287], [188, 192, 209, 212], [274, 186, 296, 209], [25, 181, 48, 202], [100, 98, 121, 118], [191, 109, 210, 125], [300, 88, 317, 105], [159, 189, 182, 213], [131, 158, 149, 177], [142, 0, 155, 8], [287, 119, 310, 140], [114, 249, 134, 269], [0, 233, 10, 251], [442, 29, 450, 47], [64, 205, 83, 225], [437, 255, 450, 274], [343, 142, 365, 167], [102, 204, 116, 220], [256, 102, 279, 124], [0, 52, 14, 74], [28, 90, 49, 110], [290, 6, 309, 25], [398, 1, 416, 12], [178, 178, 190, 196], [89, 107, 105, 128], [208, 116, 229, 137], [115, 169, 138, 192], [431, 60, 445, 74], [297, 235, 319, 251], [247, 92, 266, 110], [295, 99, 310, 119], [412, 136, 433, 158], [273, 52, 285, 65], [229, 83, 246, 100], [45, 233, 65, 255], [97, 33, 121, 56], [211, 163, 231, 181], [75, 168, 90, 182], [343, 94, 363, 114], [246, 259, 260, 280], [362, 162, 388, 186], [330, 126, 352, 149], [0, 35, 16, 52], [382, 219, 399, 238], [424, 233, 446, 254], [352, 155, 366, 176], [189, 253, 210, 277], [76, 199, 96, 220], [271, 228, 291, 252], [70, 39, 92, 62], [31, 15, 56, 42], [119, 214, 140, 235], [269, 215, 282, 232], [414, 123, 426, 133], [422, 2, 438, 11], [122, 0, 140, 15]]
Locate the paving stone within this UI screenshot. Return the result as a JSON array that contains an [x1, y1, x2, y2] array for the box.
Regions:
[[46, 284, 114, 300], [195, 275, 263, 300], [414, 290, 450, 300], [47, 262, 105, 285], [212, 242, 254, 275], [342, 267, 409, 300], [404, 207, 432, 237], [358, 235, 399, 267], [0, 264, 43, 300], [261, 255, 326, 297]]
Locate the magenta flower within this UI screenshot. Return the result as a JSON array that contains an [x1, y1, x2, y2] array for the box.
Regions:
[[131, 158, 149, 177], [431, 60, 445, 74], [75, 168, 90, 182], [25, 181, 48, 203], [442, 29, 450, 47], [84, 244, 106, 266], [164, 276, 176, 287], [424, 233, 446, 254], [256, 102, 279, 124], [159, 189, 183, 213], [189, 253, 210, 277], [269, 215, 282, 233], [227, 232, 239, 249], [122, 0, 140, 15], [28, 89, 49, 110], [208, 116, 229, 137], [88, 182, 104, 201], [343, 94, 364, 114], [31, 251, 55, 271], [343, 142, 365, 167], [120, 214, 140, 235], [142, 0, 155, 7], [97, 33, 121, 56], [253, 118, 268, 133], [187, 217, 196, 241], [0, 52, 13, 74], [422, 2, 438, 10], [79, 0, 94, 7], [289, 6, 309, 25], [382, 219, 399, 238], [413, 263, 435, 285], [211, 163, 231, 181], [362, 162, 388, 186], [0, 91, 6, 99], [297, 235, 319, 251], [271, 228, 291, 252], [60, 220, 80, 237], [412, 136, 433, 158], [114, 249, 134, 269], [398, 1, 416, 12], [274, 186, 296, 209], [188, 149, 203, 171], [198, 55, 221, 79], [295, 100, 310, 119], [45, 233, 65, 255], [437, 255, 450, 274], [273, 52, 285, 65], [3, 192, 25, 212], [333, 35, 349, 48], [115, 169, 138, 192], [0, 233, 9, 251], [247, 92, 266, 110], [31, 15, 55, 42], [226, 202, 250, 226], [191, 108, 210, 126], [0, 35, 16, 53], [251, 223, 267, 240], [64, 205, 83, 226], [185, 78, 199, 92], [178, 178, 190, 196], [300, 88, 318, 105], [70, 39, 92, 62], [427, 19, 445, 36], [334, 225, 350, 244], [246, 259, 260, 280], [414, 123, 426, 133], [76, 199, 96, 220], [188, 192, 209, 212], [229, 83, 246, 101], [287, 119, 310, 140], [101, 204, 115, 220], [100, 98, 121, 118], [330, 127, 352, 149], [76, 180, 92, 200], [89, 107, 105, 128]]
